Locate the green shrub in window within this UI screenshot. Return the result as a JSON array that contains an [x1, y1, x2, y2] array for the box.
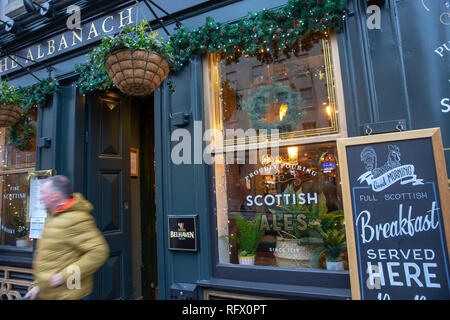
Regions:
[[223, 212, 264, 257], [299, 225, 346, 263], [269, 184, 345, 266]]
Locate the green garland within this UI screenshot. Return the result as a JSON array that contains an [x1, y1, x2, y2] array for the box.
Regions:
[[75, 55, 113, 95], [19, 77, 60, 113], [242, 80, 306, 131], [169, 0, 347, 66], [8, 116, 36, 151], [0, 78, 58, 150], [10, 78, 58, 151], [76, 0, 347, 93]]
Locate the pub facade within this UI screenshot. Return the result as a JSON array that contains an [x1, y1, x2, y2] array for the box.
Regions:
[[0, 0, 448, 300]]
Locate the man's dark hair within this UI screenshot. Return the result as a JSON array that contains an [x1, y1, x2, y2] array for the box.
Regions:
[[45, 175, 73, 199]]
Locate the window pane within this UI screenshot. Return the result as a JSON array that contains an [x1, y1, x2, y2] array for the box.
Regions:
[[0, 111, 36, 248], [210, 37, 339, 146], [0, 172, 32, 247], [0, 113, 36, 171], [214, 142, 348, 270]]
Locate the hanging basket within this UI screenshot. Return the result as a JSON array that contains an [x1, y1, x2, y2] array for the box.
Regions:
[[0, 104, 23, 128], [104, 49, 170, 96]]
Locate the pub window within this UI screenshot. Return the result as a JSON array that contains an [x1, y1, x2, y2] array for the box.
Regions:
[[206, 33, 348, 274], [0, 111, 37, 249], [213, 143, 344, 270], [207, 36, 340, 147]]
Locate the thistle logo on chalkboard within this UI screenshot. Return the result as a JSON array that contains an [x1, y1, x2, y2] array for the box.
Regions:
[[357, 145, 424, 192]]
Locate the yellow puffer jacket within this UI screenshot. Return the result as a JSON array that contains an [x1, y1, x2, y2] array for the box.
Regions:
[[32, 193, 109, 300]]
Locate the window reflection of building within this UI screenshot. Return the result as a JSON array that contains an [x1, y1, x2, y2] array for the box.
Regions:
[[218, 38, 338, 143]]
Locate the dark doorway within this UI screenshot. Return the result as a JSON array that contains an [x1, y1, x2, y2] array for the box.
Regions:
[[85, 91, 158, 300], [85, 90, 133, 299], [136, 96, 157, 300], [85, 91, 157, 300]]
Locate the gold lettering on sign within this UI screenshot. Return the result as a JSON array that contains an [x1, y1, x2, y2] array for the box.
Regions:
[[0, 7, 136, 76], [25, 48, 34, 64], [284, 214, 293, 231], [0, 58, 7, 72], [102, 16, 114, 33], [10, 56, 17, 70], [260, 215, 270, 231], [87, 22, 98, 40], [48, 39, 55, 55], [58, 35, 68, 51], [272, 214, 281, 231], [72, 29, 83, 46], [37, 44, 44, 59], [119, 8, 133, 28]]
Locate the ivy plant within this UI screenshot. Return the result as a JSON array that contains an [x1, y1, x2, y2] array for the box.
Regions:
[[0, 81, 25, 106], [19, 77, 60, 113]]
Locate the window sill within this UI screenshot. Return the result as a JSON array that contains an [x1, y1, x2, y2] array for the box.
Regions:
[[209, 132, 347, 154], [197, 278, 352, 300], [213, 263, 350, 289]]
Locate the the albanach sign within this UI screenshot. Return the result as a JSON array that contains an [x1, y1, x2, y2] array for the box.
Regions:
[[0, 6, 135, 76]]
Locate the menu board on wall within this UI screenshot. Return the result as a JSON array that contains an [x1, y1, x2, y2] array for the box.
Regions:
[[337, 128, 450, 300], [27, 170, 55, 239]]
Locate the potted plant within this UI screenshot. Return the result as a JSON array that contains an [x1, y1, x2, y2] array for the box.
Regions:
[[270, 185, 343, 268], [13, 216, 29, 248], [90, 20, 178, 96], [223, 212, 264, 265], [0, 81, 24, 128], [299, 222, 347, 271]]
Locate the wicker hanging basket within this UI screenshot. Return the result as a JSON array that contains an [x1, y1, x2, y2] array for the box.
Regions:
[[104, 49, 170, 96], [0, 104, 23, 128]]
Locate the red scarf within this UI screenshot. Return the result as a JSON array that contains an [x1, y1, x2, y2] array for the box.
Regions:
[[55, 198, 76, 212]]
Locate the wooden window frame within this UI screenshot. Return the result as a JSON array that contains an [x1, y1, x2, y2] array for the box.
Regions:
[[203, 31, 352, 294]]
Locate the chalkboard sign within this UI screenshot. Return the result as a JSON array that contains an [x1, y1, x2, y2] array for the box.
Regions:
[[337, 128, 450, 300], [168, 215, 198, 252]]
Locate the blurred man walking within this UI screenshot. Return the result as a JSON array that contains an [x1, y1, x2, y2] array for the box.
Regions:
[[25, 175, 109, 300]]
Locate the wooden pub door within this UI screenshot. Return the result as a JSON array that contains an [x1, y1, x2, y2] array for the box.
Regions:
[[85, 91, 133, 299]]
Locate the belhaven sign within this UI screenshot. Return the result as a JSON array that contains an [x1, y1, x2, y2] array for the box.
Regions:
[[0, 6, 135, 77], [168, 215, 198, 252], [337, 128, 450, 300]]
